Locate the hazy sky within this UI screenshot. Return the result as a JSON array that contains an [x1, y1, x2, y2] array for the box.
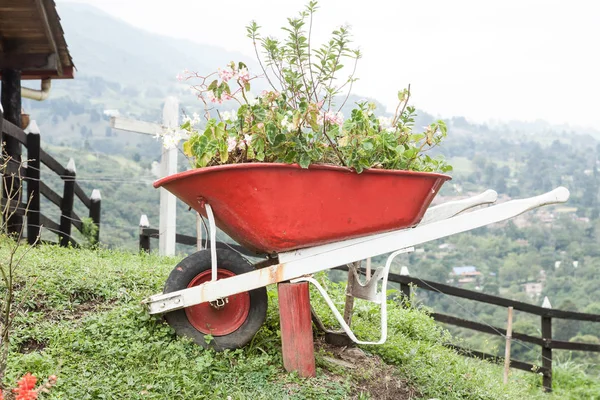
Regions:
[[60, 0, 600, 129]]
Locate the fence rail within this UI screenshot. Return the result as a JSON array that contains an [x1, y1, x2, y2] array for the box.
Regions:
[[138, 225, 253, 257], [392, 272, 600, 392], [1, 117, 101, 246], [331, 265, 600, 392]]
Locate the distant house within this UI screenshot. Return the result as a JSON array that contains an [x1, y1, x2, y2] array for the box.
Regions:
[[450, 266, 482, 285], [523, 282, 543, 298], [103, 109, 120, 117], [515, 239, 529, 247], [438, 243, 456, 251]]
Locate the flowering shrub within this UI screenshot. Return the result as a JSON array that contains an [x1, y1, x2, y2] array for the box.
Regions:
[[170, 1, 451, 174], [0, 373, 57, 400]]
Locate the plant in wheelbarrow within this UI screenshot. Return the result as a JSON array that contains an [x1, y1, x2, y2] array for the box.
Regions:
[[154, 1, 453, 350]]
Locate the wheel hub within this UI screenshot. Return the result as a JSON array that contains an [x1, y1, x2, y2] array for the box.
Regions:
[[185, 269, 250, 336]]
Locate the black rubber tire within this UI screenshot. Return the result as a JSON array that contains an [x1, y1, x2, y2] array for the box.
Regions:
[[163, 249, 267, 350]]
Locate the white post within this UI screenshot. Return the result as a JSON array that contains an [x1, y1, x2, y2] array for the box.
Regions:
[[159, 97, 178, 256], [109, 97, 182, 256], [542, 296, 552, 309]]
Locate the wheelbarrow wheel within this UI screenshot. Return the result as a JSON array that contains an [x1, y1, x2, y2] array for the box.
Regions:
[[163, 249, 267, 350]]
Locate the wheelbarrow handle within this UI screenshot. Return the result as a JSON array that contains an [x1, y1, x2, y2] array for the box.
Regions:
[[519, 186, 570, 207], [420, 189, 498, 225]]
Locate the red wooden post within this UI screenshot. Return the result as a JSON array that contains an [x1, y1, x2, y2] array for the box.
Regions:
[[278, 282, 316, 377]]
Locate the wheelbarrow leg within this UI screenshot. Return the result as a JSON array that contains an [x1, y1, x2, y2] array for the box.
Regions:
[[278, 281, 316, 377]]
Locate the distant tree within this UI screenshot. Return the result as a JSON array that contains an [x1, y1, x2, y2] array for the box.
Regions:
[[554, 299, 581, 340]]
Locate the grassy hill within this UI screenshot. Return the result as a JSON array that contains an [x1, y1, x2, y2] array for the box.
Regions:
[[2, 239, 599, 399]]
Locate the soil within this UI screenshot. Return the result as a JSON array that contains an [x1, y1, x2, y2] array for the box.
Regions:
[[19, 337, 46, 353], [316, 339, 420, 400]]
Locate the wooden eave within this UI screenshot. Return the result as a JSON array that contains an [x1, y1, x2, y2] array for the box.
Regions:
[[0, 0, 75, 79]]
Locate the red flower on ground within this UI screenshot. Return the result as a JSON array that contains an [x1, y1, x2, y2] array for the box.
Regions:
[[17, 373, 37, 391], [12, 373, 39, 400]]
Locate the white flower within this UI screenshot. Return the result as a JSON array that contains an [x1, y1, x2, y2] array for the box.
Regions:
[[246, 91, 258, 106], [238, 134, 252, 150], [378, 116, 393, 128], [159, 128, 189, 149], [281, 116, 294, 131], [221, 110, 237, 122], [162, 134, 179, 149], [227, 137, 237, 152]]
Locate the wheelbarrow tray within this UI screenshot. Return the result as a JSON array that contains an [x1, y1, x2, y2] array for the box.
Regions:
[[154, 163, 451, 254]]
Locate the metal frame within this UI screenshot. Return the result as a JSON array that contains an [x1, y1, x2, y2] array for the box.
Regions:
[[292, 247, 413, 345], [144, 187, 569, 321]]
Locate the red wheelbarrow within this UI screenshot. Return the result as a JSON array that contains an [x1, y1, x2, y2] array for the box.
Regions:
[[143, 163, 569, 352]]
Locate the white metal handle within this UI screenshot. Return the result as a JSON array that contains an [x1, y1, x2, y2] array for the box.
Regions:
[[420, 189, 498, 225], [520, 186, 570, 206]]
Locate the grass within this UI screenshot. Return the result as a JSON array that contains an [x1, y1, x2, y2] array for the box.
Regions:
[[1, 240, 599, 399]]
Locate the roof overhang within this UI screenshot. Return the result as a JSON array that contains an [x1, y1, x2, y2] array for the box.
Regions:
[[0, 0, 75, 80]]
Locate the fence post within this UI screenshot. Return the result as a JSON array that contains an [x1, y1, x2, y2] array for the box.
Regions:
[[59, 158, 76, 247], [158, 97, 178, 256], [89, 189, 101, 245], [26, 121, 41, 244], [139, 214, 150, 253], [541, 296, 552, 392], [399, 266, 411, 305], [503, 306, 514, 384], [1, 69, 23, 235]]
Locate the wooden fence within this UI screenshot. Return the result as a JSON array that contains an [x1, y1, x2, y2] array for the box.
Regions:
[[137, 215, 250, 256], [391, 272, 600, 392], [1, 117, 101, 246]]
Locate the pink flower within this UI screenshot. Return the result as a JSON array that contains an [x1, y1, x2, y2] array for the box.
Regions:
[[318, 110, 344, 127], [206, 90, 223, 104], [237, 67, 250, 83], [176, 73, 184, 82], [218, 68, 234, 82]]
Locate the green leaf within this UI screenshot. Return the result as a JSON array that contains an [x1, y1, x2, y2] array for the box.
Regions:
[[219, 140, 229, 163], [273, 134, 286, 146], [361, 140, 374, 151], [299, 154, 311, 168], [409, 134, 425, 142]]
